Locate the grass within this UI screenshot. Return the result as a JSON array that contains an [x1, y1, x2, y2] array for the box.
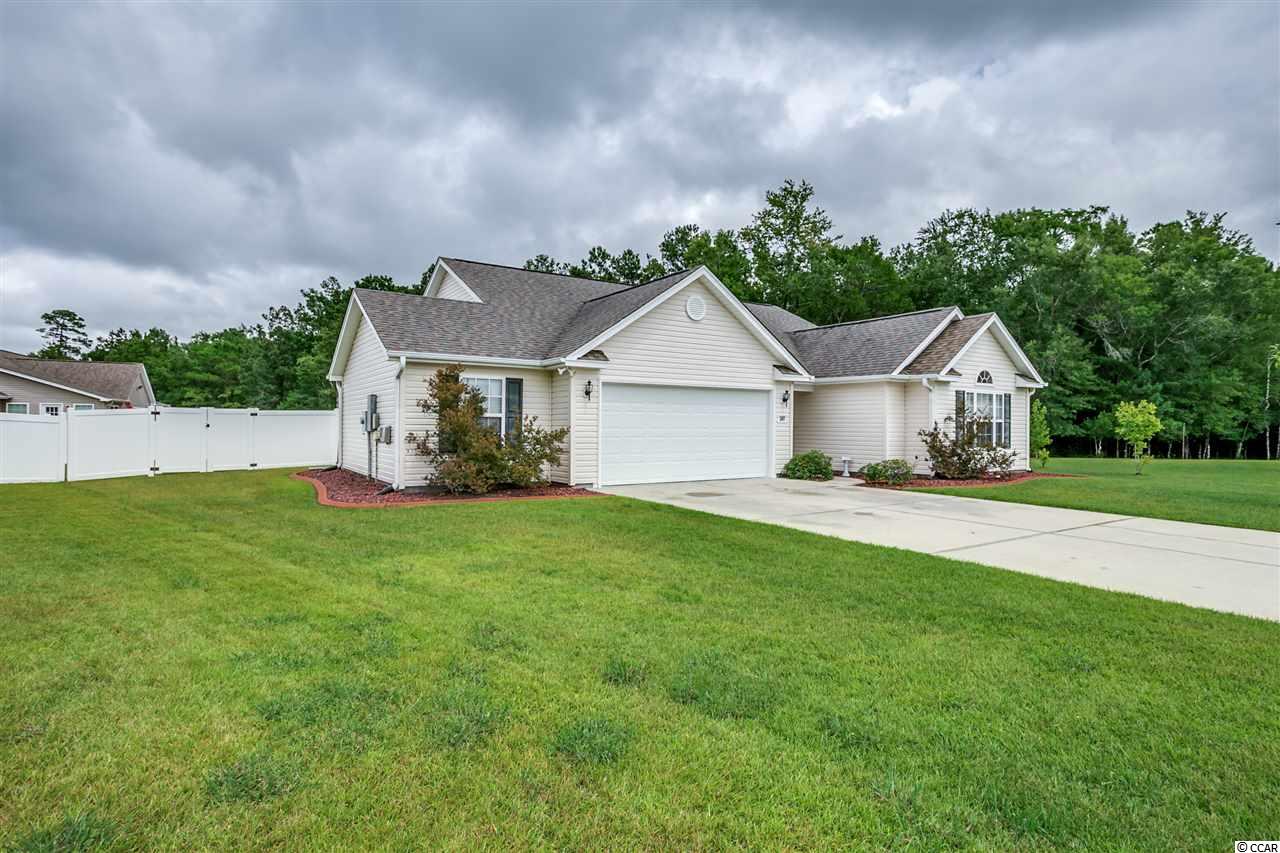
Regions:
[[1, 470, 1278, 849], [915, 457, 1280, 531]]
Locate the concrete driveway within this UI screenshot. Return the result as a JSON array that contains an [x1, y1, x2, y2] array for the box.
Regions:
[[601, 477, 1280, 621]]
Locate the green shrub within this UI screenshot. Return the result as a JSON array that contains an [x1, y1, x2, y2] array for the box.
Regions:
[[405, 364, 568, 494], [859, 459, 913, 485], [780, 450, 833, 481], [1030, 399, 1052, 469], [918, 415, 1016, 480]]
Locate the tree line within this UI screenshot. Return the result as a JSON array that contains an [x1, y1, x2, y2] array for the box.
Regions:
[[26, 180, 1280, 457]]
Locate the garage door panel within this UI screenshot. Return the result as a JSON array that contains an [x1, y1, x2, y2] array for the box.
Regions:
[[601, 384, 769, 485]]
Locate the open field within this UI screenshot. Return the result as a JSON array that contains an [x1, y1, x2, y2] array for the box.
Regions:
[[2, 470, 1277, 849], [915, 457, 1280, 531]]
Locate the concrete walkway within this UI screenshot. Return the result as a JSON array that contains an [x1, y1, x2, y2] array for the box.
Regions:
[[601, 477, 1280, 621]]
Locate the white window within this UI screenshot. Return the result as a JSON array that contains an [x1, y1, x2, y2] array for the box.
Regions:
[[71, 403, 95, 411], [463, 376, 504, 435], [977, 370, 993, 384], [43, 403, 62, 417], [963, 391, 1011, 448], [5, 402, 29, 414]]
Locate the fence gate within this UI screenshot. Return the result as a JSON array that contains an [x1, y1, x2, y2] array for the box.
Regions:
[[153, 407, 208, 473]]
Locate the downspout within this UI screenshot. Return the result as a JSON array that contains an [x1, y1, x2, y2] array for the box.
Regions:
[[921, 377, 933, 475], [393, 356, 406, 490], [375, 356, 406, 495], [333, 380, 343, 469]]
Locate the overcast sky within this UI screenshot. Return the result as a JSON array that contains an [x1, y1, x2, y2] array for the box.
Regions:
[[1, 1, 1276, 353]]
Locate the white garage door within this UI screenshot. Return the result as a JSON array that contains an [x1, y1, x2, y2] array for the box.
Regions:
[[600, 384, 770, 485]]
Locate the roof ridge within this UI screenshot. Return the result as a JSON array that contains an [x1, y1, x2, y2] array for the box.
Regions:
[[442, 257, 638, 288], [578, 268, 693, 304], [792, 305, 958, 333]]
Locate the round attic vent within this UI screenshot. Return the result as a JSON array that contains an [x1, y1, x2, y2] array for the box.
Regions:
[[685, 294, 706, 321]]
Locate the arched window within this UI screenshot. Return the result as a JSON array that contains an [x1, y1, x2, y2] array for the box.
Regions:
[[977, 370, 993, 384]]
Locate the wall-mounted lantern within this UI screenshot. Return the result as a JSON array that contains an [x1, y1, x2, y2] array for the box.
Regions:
[[584, 380, 594, 400], [781, 389, 791, 407]]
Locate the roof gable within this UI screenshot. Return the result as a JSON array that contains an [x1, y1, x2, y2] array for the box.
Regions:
[[424, 260, 483, 303], [901, 313, 1044, 383], [899, 314, 992, 374], [559, 268, 810, 374], [748, 306, 958, 378]]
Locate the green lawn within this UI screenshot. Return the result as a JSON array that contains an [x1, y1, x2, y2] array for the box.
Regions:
[[2, 471, 1277, 849], [914, 457, 1280, 531]]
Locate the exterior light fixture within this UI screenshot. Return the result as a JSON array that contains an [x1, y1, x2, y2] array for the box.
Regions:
[[782, 389, 791, 407], [584, 380, 594, 399]]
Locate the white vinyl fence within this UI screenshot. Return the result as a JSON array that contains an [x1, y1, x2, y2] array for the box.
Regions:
[[0, 407, 336, 484]]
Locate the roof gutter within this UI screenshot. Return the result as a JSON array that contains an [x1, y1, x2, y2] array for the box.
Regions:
[[813, 373, 950, 385]]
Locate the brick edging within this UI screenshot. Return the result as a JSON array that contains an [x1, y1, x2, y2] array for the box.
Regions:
[[291, 471, 603, 509]]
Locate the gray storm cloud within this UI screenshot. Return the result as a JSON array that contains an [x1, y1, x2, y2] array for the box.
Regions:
[[1, 1, 1275, 352]]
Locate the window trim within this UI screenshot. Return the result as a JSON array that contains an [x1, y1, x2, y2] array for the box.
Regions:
[[42, 402, 63, 417], [5, 402, 30, 414], [961, 389, 1011, 448], [976, 370, 994, 384], [71, 403, 95, 411], [462, 375, 505, 436]]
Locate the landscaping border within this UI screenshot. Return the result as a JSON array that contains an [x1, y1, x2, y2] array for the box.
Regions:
[[860, 471, 1080, 490], [292, 470, 602, 509]]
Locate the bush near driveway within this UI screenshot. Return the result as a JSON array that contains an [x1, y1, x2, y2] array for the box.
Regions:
[[781, 449, 833, 480], [1, 469, 1277, 848]]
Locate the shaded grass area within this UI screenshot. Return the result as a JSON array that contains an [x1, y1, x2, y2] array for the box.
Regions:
[[2, 470, 1278, 849], [915, 457, 1280, 531]]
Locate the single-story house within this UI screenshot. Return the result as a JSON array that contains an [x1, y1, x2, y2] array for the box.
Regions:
[[327, 258, 1045, 488], [0, 350, 155, 415]]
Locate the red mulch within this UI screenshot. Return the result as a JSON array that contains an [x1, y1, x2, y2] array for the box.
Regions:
[[858, 470, 1080, 490], [293, 467, 600, 508]]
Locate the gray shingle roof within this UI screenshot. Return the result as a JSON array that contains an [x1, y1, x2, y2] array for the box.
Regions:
[[0, 350, 148, 401], [899, 313, 992, 375], [352, 258, 973, 379], [356, 260, 691, 361], [747, 305, 958, 377]]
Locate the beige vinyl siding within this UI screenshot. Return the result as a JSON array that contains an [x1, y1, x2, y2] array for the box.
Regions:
[[932, 327, 1031, 470], [434, 268, 481, 302], [548, 370, 571, 483], [591, 276, 784, 482], [774, 382, 793, 473], [600, 280, 778, 389], [0, 372, 104, 414], [338, 314, 397, 483], [793, 382, 889, 472], [570, 369, 599, 486], [399, 362, 554, 487], [884, 383, 905, 460], [903, 380, 935, 474]]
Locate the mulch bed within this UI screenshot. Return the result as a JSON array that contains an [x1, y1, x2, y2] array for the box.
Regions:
[[858, 470, 1080, 490], [293, 467, 600, 508]]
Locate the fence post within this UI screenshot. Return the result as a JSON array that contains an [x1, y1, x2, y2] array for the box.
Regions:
[[202, 407, 211, 473], [61, 410, 69, 482], [248, 408, 258, 469]]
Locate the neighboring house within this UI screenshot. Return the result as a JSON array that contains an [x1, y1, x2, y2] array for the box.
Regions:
[[327, 258, 1045, 488], [0, 350, 156, 415]]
